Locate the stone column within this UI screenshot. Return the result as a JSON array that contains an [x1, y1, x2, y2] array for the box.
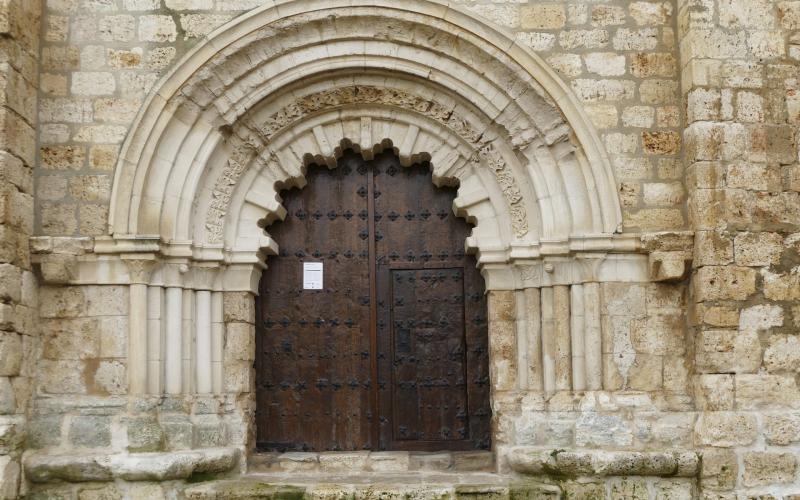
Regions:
[[146, 284, 164, 394], [487, 290, 517, 392], [569, 284, 585, 391], [583, 282, 602, 390], [181, 288, 195, 394], [211, 291, 224, 394], [540, 286, 556, 394], [523, 288, 542, 391], [123, 257, 156, 394], [553, 285, 571, 392], [163, 263, 186, 395], [193, 265, 217, 394], [195, 290, 212, 394]]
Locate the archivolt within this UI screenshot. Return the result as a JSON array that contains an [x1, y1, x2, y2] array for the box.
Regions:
[[108, 0, 622, 265]]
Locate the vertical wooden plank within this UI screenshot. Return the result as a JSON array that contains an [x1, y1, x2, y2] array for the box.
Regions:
[[367, 163, 379, 450]]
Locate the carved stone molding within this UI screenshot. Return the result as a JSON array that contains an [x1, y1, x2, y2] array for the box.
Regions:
[[108, 0, 623, 266], [204, 86, 530, 243]]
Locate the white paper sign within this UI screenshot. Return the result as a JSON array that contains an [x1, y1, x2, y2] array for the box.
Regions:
[[303, 262, 323, 290]]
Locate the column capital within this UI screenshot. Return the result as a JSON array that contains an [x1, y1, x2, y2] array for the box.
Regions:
[[121, 254, 158, 284], [162, 260, 190, 287], [191, 264, 219, 291]]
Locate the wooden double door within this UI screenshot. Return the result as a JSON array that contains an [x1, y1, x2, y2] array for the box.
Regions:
[[255, 150, 490, 452]]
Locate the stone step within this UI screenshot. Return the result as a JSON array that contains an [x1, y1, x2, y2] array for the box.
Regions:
[[248, 450, 495, 474], [183, 473, 561, 499]]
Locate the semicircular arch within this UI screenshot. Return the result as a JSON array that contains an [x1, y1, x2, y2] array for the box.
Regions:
[[107, 0, 622, 267]]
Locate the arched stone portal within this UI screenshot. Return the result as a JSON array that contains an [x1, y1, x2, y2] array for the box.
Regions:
[[95, 0, 650, 467], [255, 150, 492, 453]]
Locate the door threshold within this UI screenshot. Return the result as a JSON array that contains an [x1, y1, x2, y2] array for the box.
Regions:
[[184, 474, 562, 499], [248, 450, 494, 474]]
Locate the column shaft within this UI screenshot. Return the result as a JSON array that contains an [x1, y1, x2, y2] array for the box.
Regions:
[[570, 284, 586, 391], [196, 290, 212, 394], [541, 287, 556, 393], [583, 282, 603, 390], [146, 286, 163, 394], [211, 291, 224, 394], [129, 283, 148, 394], [164, 286, 183, 394], [553, 285, 571, 391]]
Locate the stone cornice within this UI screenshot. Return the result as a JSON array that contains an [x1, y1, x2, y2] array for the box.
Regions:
[[29, 231, 695, 291]]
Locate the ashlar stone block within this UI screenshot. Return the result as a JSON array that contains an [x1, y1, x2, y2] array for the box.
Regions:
[[138, 15, 177, 43], [69, 416, 111, 448], [743, 452, 797, 487], [735, 374, 800, 409], [700, 448, 738, 491], [694, 266, 756, 301], [695, 329, 761, 373], [695, 412, 757, 447]]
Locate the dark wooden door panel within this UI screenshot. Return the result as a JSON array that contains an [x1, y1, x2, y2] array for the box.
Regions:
[[372, 153, 490, 451], [256, 155, 372, 452], [256, 150, 490, 452], [390, 267, 468, 443]]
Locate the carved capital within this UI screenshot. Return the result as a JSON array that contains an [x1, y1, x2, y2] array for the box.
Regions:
[[122, 254, 158, 284], [191, 264, 219, 291], [161, 260, 190, 287]]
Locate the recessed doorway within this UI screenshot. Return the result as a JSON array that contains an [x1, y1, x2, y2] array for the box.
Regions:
[[255, 150, 491, 452]]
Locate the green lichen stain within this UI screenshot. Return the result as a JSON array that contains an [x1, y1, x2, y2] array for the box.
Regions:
[[560, 481, 605, 500], [187, 481, 307, 499], [509, 482, 561, 500], [244, 483, 305, 500], [186, 471, 218, 483], [455, 485, 508, 499]]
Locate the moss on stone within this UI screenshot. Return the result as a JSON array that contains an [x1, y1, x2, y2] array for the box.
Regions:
[[185, 471, 218, 483]]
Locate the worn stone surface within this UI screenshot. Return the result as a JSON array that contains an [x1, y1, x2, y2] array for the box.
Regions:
[[183, 476, 562, 499], [507, 448, 699, 477], [1, 0, 798, 499], [24, 447, 239, 483]]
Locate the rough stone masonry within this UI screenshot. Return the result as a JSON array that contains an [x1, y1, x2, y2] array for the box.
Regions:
[[0, 0, 793, 498]]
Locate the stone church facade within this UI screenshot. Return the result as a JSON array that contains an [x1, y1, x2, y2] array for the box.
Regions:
[[0, 0, 795, 497]]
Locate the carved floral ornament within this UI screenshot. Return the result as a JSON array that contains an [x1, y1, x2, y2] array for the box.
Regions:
[[203, 85, 529, 243], [102, 0, 632, 288]]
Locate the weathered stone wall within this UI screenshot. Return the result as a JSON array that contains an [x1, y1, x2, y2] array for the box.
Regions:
[[30, 1, 694, 498], [0, 0, 41, 498], [678, 0, 800, 496], [490, 282, 691, 450], [460, 0, 685, 233], [5, 0, 797, 498], [27, 284, 251, 449]]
